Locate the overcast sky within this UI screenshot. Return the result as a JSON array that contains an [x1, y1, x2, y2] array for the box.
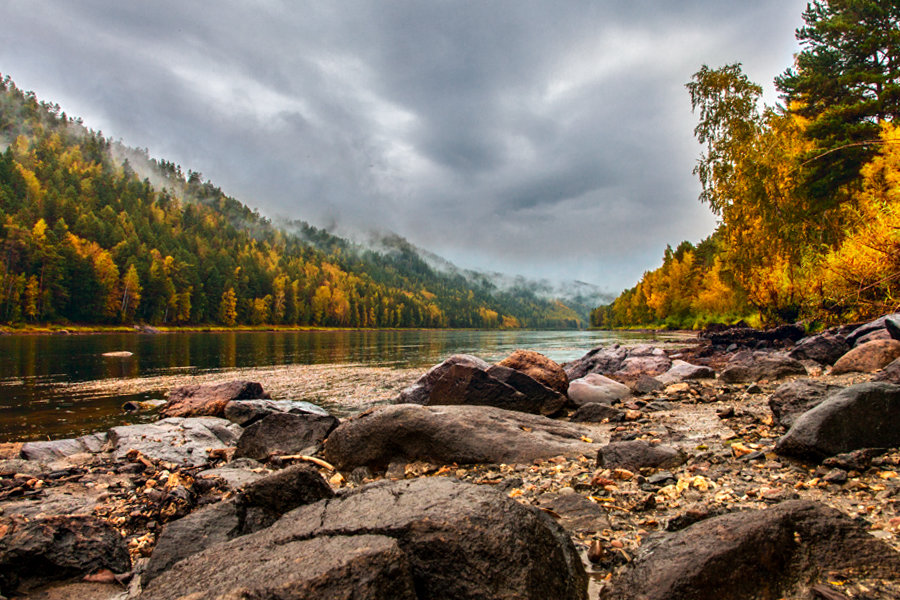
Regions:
[[1, 1, 806, 293]]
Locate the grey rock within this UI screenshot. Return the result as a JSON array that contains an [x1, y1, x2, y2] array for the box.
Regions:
[[224, 399, 330, 427], [631, 374, 665, 394], [323, 404, 599, 471], [614, 355, 672, 380], [719, 351, 806, 383], [107, 417, 242, 467], [597, 441, 686, 471], [20, 432, 108, 461], [846, 312, 900, 346], [768, 379, 842, 428], [567, 373, 632, 407], [600, 500, 900, 600], [788, 332, 850, 365], [397, 354, 490, 404], [656, 360, 716, 385], [140, 478, 587, 600], [776, 382, 900, 461], [234, 412, 340, 461], [570, 403, 625, 423], [486, 364, 567, 415], [873, 356, 900, 384], [563, 345, 628, 380], [535, 492, 612, 532]]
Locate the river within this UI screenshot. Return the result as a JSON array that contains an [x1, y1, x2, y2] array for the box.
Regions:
[[0, 329, 691, 442]]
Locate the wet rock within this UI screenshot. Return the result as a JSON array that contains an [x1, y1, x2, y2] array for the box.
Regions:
[[0, 515, 130, 594], [788, 332, 849, 365], [323, 404, 598, 472], [223, 399, 330, 427], [20, 433, 108, 462], [140, 478, 587, 600], [497, 349, 569, 395], [160, 380, 270, 419], [563, 345, 628, 380], [768, 379, 842, 428], [536, 492, 612, 532], [776, 382, 900, 461], [873, 357, 900, 384], [846, 313, 900, 347], [656, 360, 716, 385], [832, 339, 900, 374], [600, 500, 900, 600], [233, 412, 340, 461], [597, 440, 686, 471], [567, 373, 632, 406], [396, 354, 490, 404], [143, 464, 334, 585], [108, 417, 241, 467], [719, 351, 807, 383], [570, 403, 625, 423], [398, 354, 565, 415]]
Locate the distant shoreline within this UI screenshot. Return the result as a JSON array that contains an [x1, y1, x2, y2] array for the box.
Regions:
[[0, 324, 590, 336]]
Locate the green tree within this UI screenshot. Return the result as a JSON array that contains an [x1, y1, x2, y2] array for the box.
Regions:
[[775, 0, 900, 199]]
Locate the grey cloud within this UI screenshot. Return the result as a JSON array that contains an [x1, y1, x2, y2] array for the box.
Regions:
[[0, 1, 807, 293]]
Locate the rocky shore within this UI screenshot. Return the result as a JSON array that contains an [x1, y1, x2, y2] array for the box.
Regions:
[[2, 318, 900, 599]]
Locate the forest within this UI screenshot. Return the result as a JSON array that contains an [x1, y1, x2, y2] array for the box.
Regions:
[[0, 75, 584, 329], [593, 0, 900, 330]]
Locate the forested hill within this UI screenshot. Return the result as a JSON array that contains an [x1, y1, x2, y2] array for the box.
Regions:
[[592, 1, 900, 330], [0, 74, 583, 329]]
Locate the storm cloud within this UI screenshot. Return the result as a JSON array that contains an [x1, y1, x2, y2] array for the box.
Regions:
[[0, 1, 806, 292]]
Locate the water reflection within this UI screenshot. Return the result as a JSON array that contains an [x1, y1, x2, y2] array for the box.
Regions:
[[0, 329, 690, 442]]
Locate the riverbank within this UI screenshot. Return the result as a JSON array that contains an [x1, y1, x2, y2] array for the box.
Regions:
[[3, 318, 899, 598]]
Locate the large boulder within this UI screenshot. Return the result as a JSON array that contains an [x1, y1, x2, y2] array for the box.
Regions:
[[233, 412, 340, 461], [775, 382, 900, 461], [787, 332, 849, 365], [719, 351, 806, 383], [323, 404, 599, 472], [767, 379, 842, 428], [563, 345, 628, 380], [397, 354, 565, 416], [160, 380, 270, 418], [107, 417, 241, 466], [497, 349, 569, 395], [144, 464, 334, 585], [567, 373, 632, 406], [139, 478, 588, 600], [600, 500, 900, 600], [0, 515, 130, 594], [614, 354, 672, 380], [597, 440, 686, 471], [656, 360, 716, 385], [831, 339, 900, 374]]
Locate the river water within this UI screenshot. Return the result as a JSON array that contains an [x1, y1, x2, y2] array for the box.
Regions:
[[0, 329, 691, 442]]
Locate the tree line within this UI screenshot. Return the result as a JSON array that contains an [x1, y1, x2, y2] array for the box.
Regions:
[[0, 75, 583, 329], [593, 0, 900, 329]]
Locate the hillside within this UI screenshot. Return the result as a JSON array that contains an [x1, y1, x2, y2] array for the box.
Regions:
[[0, 74, 584, 329]]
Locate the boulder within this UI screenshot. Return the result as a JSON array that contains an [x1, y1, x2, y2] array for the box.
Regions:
[[614, 354, 672, 380], [144, 464, 334, 585], [20, 432, 108, 461], [787, 332, 849, 365], [567, 373, 632, 406], [570, 403, 625, 423], [631, 374, 665, 394], [160, 380, 270, 418], [831, 339, 900, 374], [767, 379, 842, 428], [497, 349, 569, 395], [323, 404, 599, 471], [140, 478, 587, 600], [873, 356, 900, 384], [775, 382, 900, 461], [223, 399, 330, 427], [397, 354, 564, 415], [397, 354, 490, 404], [0, 515, 130, 594], [719, 351, 806, 383], [600, 500, 900, 600], [845, 312, 900, 346], [563, 345, 628, 380], [656, 360, 716, 385], [233, 412, 340, 461], [107, 417, 241, 466], [854, 328, 891, 345], [597, 441, 686, 471]]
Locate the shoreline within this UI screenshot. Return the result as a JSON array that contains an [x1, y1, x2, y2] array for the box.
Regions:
[[0, 324, 591, 336]]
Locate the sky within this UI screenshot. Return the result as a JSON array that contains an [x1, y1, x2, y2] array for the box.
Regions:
[[0, 1, 807, 294]]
